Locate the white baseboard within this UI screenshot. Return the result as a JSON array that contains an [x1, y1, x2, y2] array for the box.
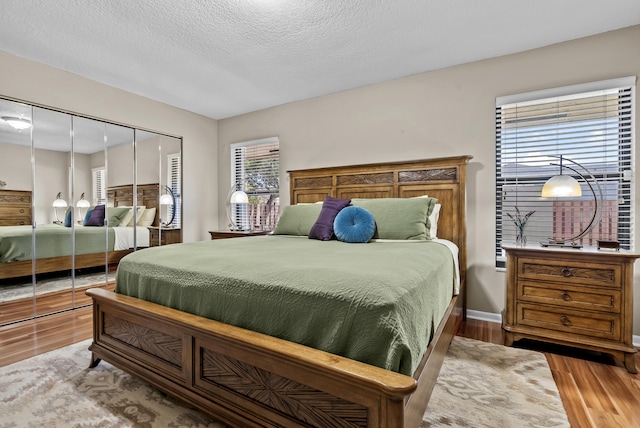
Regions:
[[465, 309, 640, 348], [466, 309, 502, 323]]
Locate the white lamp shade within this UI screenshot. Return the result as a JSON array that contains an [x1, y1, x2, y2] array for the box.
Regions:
[[160, 194, 174, 205], [52, 198, 68, 208], [230, 190, 249, 204], [76, 199, 91, 208], [541, 174, 582, 197]]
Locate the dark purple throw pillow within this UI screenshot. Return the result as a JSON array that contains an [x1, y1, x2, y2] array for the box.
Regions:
[[308, 196, 351, 241], [85, 204, 106, 226]]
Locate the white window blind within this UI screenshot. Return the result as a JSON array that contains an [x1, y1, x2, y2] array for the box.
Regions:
[[495, 77, 635, 267], [167, 152, 181, 228], [231, 137, 280, 231], [92, 167, 106, 205]]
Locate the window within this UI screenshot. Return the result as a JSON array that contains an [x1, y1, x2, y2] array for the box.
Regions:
[[231, 137, 280, 231], [495, 77, 635, 268], [92, 167, 106, 205], [167, 152, 181, 228]]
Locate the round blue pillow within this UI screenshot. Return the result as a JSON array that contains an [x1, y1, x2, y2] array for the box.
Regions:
[[333, 206, 376, 243]]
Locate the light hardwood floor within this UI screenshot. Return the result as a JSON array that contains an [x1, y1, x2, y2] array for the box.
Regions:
[[1, 308, 639, 427], [0, 282, 114, 364]]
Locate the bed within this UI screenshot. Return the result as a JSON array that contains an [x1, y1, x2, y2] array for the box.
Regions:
[[0, 183, 159, 280], [87, 155, 471, 428]]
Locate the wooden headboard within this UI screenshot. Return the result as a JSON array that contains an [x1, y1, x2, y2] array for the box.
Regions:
[[288, 155, 472, 289], [107, 183, 160, 226]]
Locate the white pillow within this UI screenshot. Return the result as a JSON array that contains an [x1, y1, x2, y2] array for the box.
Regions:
[[117, 208, 135, 227], [137, 207, 156, 227], [429, 204, 441, 239], [126, 206, 146, 227]]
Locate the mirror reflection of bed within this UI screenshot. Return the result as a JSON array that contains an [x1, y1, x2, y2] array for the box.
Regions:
[[0, 95, 183, 327], [0, 183, 162, 325]]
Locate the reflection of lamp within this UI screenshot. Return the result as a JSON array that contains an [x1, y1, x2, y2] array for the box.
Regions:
[[52, 192, 68, 224], [160, 185, 175, 226], [1, 116, 32, 130], [540, 155, 603, 248], [76, 192, 91, 222], [230, 190, 249, 204], [227, 184, 249, 231]]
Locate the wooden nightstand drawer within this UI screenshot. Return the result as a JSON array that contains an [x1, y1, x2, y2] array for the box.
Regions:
[[0, 206, 31, 217], [0, 191, 31, 205], [518, 257, 620, 288], [518, 281, 620, 313], [0, 216, 31, 226], [517, 303, 620, 341]]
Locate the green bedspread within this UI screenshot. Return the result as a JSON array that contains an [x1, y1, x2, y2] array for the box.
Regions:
[[0, 224, 115, 263], [115, 235, 455, 375]]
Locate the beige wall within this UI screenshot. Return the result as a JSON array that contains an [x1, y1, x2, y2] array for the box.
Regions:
[[0, 141, 77, 224], [218, 26, 640, 329], [0, 141, 32, 191], [0, 50, 218, 242]]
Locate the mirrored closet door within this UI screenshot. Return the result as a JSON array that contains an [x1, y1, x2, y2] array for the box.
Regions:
[[0, 96, 182, 326], [137, 131, 183, 247], [0, 99, 34, 324], [32, 107, 75, 319]]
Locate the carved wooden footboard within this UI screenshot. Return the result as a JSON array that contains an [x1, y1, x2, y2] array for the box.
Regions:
[[88, 285, 461, 428]]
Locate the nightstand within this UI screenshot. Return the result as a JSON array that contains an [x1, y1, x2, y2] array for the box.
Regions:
[[148, 227, 182, 246], [209, 230, 269, 240], [502, 244, 640, 373]]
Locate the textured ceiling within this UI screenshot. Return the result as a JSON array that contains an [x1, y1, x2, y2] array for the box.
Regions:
[[0, 0, 639, 120]]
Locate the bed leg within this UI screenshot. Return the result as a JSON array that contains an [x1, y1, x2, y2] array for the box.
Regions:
[[89, 352, 102, 368]]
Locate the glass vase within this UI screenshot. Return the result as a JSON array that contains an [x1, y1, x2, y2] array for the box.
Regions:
[[516, 228, 527, 247]]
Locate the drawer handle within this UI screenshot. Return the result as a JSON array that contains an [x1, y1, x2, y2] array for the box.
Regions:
[[560, 267, 573, 277], [560, 316, 571, 326], [20, 209, 24, 213], [561, 291, 572, 302]]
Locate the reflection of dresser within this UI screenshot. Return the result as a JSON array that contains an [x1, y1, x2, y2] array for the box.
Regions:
[[0, 190, 32, 226], [148, 227, 181, 246]]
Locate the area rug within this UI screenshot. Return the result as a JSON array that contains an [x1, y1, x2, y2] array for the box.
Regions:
[[0, 337, 569, 427], [0, 271, 116, 303], [421, 337, 569, 427]]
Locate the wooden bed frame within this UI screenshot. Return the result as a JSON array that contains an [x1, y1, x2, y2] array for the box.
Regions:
[[87, 156, 472, 428], [0, 183, 159, 280]]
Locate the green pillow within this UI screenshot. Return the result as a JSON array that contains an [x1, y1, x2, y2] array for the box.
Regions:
[[351, 197, 437, 240], [272, 204, 323, 236], [107, 207, 131, 227]]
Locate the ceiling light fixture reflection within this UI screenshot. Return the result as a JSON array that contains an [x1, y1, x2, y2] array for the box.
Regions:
[[1, 116, 32, 130]]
